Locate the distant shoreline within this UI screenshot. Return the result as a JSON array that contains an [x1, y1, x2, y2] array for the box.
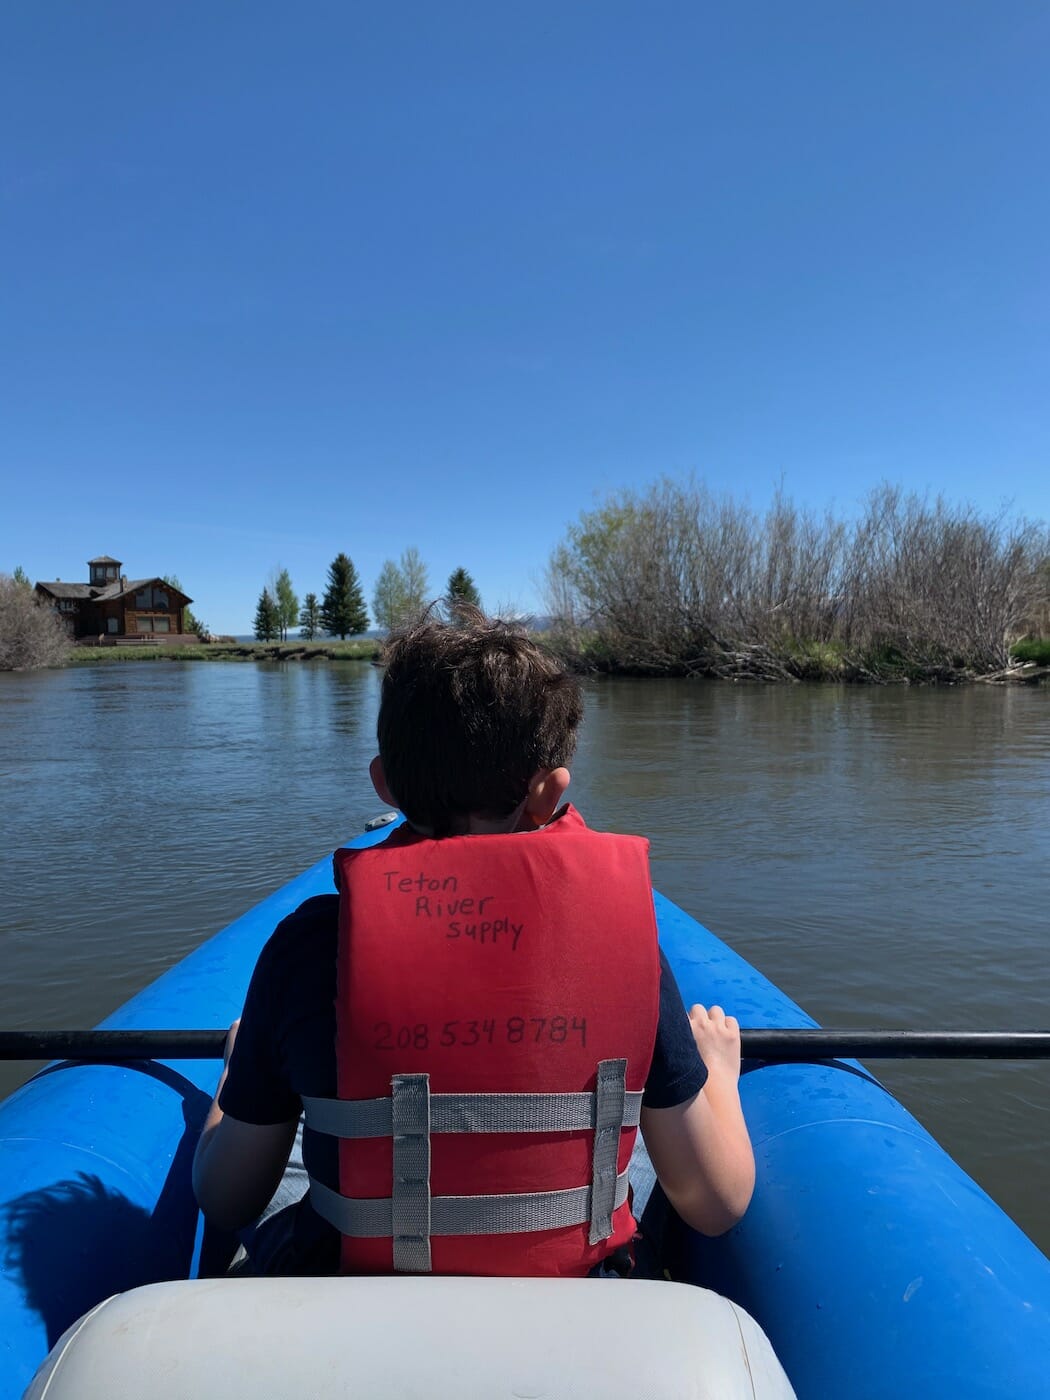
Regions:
[[66, 639, 379, 665], [62, 634, 1050, 685]]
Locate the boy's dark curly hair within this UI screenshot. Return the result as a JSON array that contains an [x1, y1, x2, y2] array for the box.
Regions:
[[377, 607, 582, 837]]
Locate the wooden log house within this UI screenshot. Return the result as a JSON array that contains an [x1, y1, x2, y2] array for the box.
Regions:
[[35, 556, 196, 644]]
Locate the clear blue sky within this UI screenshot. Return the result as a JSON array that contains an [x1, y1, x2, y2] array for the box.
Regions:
[[2, 2, 1047, 634]]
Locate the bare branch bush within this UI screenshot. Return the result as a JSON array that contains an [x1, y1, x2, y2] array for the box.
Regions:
[[847, 487, 1050, 672], [544, 479, 1049, 681], [0, 576, 71, 670]]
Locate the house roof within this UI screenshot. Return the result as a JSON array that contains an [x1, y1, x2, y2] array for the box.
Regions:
[[94, 577, 153, 601], [88, 555, 122, 565], [36, 577, 193, 605], [36, 582, 95, 600]]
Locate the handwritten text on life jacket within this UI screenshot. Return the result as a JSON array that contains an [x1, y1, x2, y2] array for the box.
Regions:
[[383, 869, 524, 951]]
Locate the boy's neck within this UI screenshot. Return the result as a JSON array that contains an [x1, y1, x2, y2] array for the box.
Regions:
[[408, 798, 563, 839]]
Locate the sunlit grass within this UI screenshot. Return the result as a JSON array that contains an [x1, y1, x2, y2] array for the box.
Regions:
[[1010, 638, 1050, 666], [67, 639, 379, 665]]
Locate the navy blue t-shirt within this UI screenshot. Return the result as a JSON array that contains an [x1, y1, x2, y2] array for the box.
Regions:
[[222, 891, 706, 1270]]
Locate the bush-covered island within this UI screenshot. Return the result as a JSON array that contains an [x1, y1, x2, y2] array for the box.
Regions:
[[542, 482, 1050, 684]]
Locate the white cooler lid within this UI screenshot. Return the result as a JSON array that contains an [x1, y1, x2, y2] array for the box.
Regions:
[[25, 1275, 796, 1400]]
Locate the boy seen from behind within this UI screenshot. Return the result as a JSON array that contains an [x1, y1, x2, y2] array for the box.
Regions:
[[193, 611, 754, 1276]]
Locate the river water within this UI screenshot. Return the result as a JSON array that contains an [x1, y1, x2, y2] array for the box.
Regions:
[[1, 663, 1048, 1249]]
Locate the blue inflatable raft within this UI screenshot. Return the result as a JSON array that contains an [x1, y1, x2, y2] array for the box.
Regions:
[[2, 823, 1048, 1398]]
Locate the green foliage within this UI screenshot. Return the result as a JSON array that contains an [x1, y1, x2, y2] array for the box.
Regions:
[[784, 639, 847, 679], [321, 553, 369, 639], [446, 566, 481, 621], [372, 559, 408, 633], [400, 546, 429, 620], [12, 566, 31, 589], [68, 639, 378, 665], [1011, 638, 1050, 665], [253, 587, 281, 642], [372, 548, 431, 632], [299, 591, 322, 640], [274, 568, 299, 642], [161, 574, 205, 636]]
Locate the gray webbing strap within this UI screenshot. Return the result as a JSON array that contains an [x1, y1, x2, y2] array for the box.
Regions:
[[390, 1074, 431, 1273], [308, 1168, 631, 1239], [302, 1088, 644, 1140], [589, 1058, 628, 1244]]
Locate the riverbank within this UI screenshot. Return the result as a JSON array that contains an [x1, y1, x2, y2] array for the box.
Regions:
[[60, 632, 1050, 682], [66, 639, 378, 665], [546, 631, 1050, 685]]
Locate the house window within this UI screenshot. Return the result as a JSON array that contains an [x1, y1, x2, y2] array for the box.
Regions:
[[135, 616, 171, 634], [153, 617, 170, 633], [134, 587, 169, 609], [107, 617, 118, 634]]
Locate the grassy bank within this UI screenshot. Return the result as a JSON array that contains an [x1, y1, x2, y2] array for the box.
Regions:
[[58, 633, 1050, 680], [1011, 639, 1050, 666], [543, 630, 1050, 684], [68, 639, 379, 665]]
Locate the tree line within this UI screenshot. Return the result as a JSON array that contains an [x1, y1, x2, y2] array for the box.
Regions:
[[252, 551, 482, 642], [544, 480, 1050, 681]]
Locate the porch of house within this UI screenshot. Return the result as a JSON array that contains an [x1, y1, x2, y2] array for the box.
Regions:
[[74, 633, 205, 648]]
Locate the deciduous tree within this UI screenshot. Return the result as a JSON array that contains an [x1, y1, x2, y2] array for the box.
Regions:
[[161, 574, 204, 636], [372, 548, 432, 632], [321, 554, 368, 639], [274, 568, 299, 642], [372, 560, 408, 633], [400, 546, 429, 621]]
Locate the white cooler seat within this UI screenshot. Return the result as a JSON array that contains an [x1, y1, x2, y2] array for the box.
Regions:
[[25, 1275, 795, 1399]]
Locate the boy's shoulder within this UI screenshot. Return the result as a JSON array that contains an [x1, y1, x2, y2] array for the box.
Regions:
[[257, 893, 339, 975]]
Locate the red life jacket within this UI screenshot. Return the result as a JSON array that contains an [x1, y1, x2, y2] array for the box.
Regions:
[[304, 806, 660, 1277]]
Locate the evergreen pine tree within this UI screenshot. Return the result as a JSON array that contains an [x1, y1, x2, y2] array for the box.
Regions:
[[253, 587, 281, 641], [299, 592, 322, 640], [446, 566, 481, 621], [321, 553, 368, 638]]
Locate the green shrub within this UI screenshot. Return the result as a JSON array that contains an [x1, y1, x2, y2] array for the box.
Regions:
[[1010, 638, 1050, 665]]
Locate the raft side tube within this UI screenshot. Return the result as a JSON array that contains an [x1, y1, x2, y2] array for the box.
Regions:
[[654, 892, 1050, 1400], [0, 828, 391, 1399]]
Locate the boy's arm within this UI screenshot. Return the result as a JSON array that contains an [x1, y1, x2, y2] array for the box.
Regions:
[[640, 1004, 755, 1236], [192, 1020, 300, 1232]]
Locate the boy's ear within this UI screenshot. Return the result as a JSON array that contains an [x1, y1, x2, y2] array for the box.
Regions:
[[369, 756, 398, 808], [522, 767, 570, 827]]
